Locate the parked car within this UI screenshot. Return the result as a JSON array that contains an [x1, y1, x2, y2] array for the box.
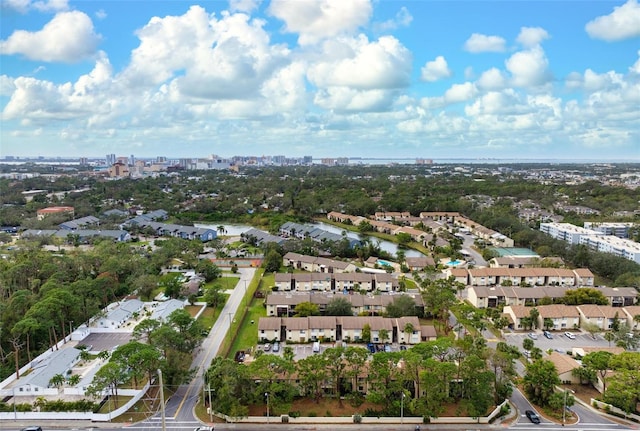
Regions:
[[525, 410, 541, 424], [21, 427, 43, 431], [313, 341, 320, 353], [528, 332, 538, 340], [543, 331, 553, 339], [367, 343, 376, 353], [384, 344, 391, 352], [564, 332, 576, 339], [264, 343, 271, 352], [272, 342, 280, 352]]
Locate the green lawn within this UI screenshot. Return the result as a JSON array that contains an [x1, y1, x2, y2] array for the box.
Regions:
[[224, 270, 270, 357]]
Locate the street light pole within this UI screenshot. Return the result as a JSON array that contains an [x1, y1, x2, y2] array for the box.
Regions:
[[562, 389, 567, 426], [208, 381, 213, 423], [265, 392, 269, 423], [401, 392, 405, 424], [562, 389, 574, 426]]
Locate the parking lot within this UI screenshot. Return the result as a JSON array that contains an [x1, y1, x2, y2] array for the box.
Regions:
[[504, 329, 613, 354]]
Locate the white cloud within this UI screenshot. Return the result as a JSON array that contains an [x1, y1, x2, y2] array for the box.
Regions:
[[268, 0, 372, 45], [505, 46, 551, 87], [0, 11, 101, 63], [374, 6, 413, 32], [444, 82, 478, 103], [516, 26, 549, 47], [585, 0, 640, 41], [307, 35, 412, 90], [631, 50, 640, 74], [306, 35, 411, 112], [476, 68, 506, 91], [420, 55, 452, 82], [464, 33, 506, 53], [95, 9, 107, 20], [0, 75, 16, 97], [313, 87, 395, 112], [2, 0, 68, 13], [122, 5, 290, 102], [229, 0, 260, 13]]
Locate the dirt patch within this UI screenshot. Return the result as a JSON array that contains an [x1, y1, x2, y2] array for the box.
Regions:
[[563, 383, 601, 405]]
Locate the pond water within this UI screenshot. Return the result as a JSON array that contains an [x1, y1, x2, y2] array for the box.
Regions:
[[196, 221, 424, 258]]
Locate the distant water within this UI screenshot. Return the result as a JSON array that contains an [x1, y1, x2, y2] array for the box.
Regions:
[[344, 158, 640, 165], [196, 222, 423, 258]]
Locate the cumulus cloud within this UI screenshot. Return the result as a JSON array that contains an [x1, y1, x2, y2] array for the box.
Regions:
[[420, 56, 452, 82], [2, 0, 68, 13], [308, 35, 412, 90], [477, 68, 506, 90], [0, 11, 101, 62], [374, 6, 413, 32], [505, 46, 551, 87], [585, 0, 640, 41], [444, 82, 478, 103], [268, 0, 372, 45], [306, 35, 411, 111], [229, 0, 260, 13], [464, 33, 506, 53], [631, 50, 640, 74], [516, 26, 549, 47], [122, 5, 290, 101]]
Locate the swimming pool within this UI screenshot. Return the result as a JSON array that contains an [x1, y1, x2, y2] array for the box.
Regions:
[[377, 259, 392, 266], [446, 259, 464, 266]]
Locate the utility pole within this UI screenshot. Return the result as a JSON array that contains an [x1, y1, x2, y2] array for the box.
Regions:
[[208, 381, 213, 423], [158, 369, 166, 431]]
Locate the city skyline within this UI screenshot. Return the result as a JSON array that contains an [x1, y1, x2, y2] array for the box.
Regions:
[[1, 0, 639, 160]]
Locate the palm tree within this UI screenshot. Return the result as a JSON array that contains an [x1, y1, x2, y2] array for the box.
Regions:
[[67, 374, 81, 386], [49, 373, 66, 390], [217, 225, 226, 237], [604, 331, 615, 347], [403, 322, 415, 344]]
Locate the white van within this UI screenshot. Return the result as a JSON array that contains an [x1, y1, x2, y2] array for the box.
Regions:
[[312, 341, 320, 353]]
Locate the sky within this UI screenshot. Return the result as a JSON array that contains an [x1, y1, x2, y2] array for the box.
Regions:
[[1, 0, 639, 160]]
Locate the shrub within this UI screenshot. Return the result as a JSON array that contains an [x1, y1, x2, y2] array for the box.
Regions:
[[353, 413, 362, 423]]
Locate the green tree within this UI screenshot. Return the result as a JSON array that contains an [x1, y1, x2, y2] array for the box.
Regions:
[[361, 323, 371, 343], [87, 361, 127, 408], [582, 351, 613, 394], [523, 359, 560, 407], [203, 284, 226, 308], [294, 301, 319, 317], [263, 249, 282, 273], [522, 338, 534, 352], [386, 294, 418, 318], [325, 297, 353, 316], [196, 259, 222, 283], [297, 353, 328, 402]]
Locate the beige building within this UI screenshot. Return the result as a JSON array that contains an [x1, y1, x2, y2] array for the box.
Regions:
[[258, 316, 423, 344], [265, 292, 424, 317], [450, 267, 594, 287], [536, 304, 580, 330], [547, 352, 581, 384], [577, 304, 626, 331]]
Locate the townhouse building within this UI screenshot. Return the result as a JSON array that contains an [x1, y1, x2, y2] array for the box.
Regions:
[[282, 252, 357, 273], [258, 315, 422, 344], [448, 267, 595, 287], [265, 292, 424, 317], [466, 285, 637, 309], [273, 272, 399, 293]]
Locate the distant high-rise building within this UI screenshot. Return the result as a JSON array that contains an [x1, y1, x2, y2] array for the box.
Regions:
[[130, 154, 135, 166], [303, 156, 313, 165], [156, 156, 167, 163], [79, 157, 88, 165], [106, 154, 116, 165], [416, 158, 433, 165]]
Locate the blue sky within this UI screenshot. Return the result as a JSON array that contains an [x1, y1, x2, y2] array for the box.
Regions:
[[1, 0, 639, 160]]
